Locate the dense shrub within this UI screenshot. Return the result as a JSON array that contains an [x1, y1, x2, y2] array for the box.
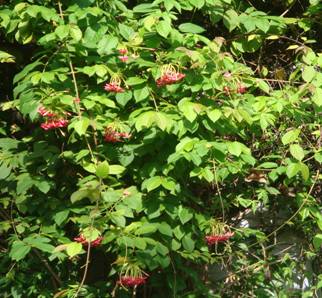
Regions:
[[0, 0, 321, 297]]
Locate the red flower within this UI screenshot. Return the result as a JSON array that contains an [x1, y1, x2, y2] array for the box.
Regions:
[[223, 86, 230, 95], [205, 232, 234, 245], [38, 106, 56, 117], [104, 82, 124, 93], [237, 85, 247, 94], [118, 55, 128, 62], [104, 128, 131, 143], [40, 119, 68, 130], [156, 71, 185, 87], [74, 234, 103, 247], [118, 49, 128, 55], [118, 276, 147, 287]]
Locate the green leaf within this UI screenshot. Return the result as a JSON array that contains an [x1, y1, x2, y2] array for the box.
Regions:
[[10, 241, 31, 261], [290, 144, 305, 161], [281, 129, 300, 145], [286, 162, 301, 178], [156, 20, 172, 38], [134, 87, 149, 102], [126, 77, 146, 86], [142, 176, 162, 192], [257, 79, 270, 93], [97, 35, 118, 55], [0, 163, 11, 179], [70, 189, 90, 204], [313, 234, 322, 250], [74, 117, 90, 136], [178, 23, 205, 34], [228, 142, 242, 157], [302, 66, 315, 82], [258, 162, 278, 169], [299, 162, 309, 180], [70, 25, 82, 42], [54, 210, 70, 225], [158, 222, 172, 236], [182, 234, 195, 252], [207, 109, 222, 123], [55, 25, 69, 40], [96, 161, 109, 179], [134, 237, 147, 250], [66, 242, 83, 258], [223, 10, 239, 31], [119, 24, 134, 40], [178, 206, 193, 224], [109, 165, 125, 175]]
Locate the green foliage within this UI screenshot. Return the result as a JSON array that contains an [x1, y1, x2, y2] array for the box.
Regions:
[[0, 0, 321, 297]]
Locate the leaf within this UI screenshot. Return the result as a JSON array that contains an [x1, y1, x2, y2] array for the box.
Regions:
[[223, 10, 239, 31], [134, 238, 147, 250], [109, 165, 125, 175], [156, 20, 172, 38], [299, 162, 309, 181], [96, 161, 109, 179], [257, 79, 270, 93], [258, 162, 278, 169], [97, 35, 118, 55], [134, 87, 149, 102], [126, 77, 146, 86], [313, 234, 322, 250], [74, 117, 90, 136], [70, 189, 90, 204], [119, 23, 134, 40], [182, 234, 195, 252], [178, 206, 193, 224], [66, 242, 83, 258], [54, 210, 70, 225], [178, 23, 205, 34], [286, 162, 301, 178], [207, 109, 222, 123], [70, 25, 82, 42], [158, 222, 173, 236], [302, 66, 315, 83], [282, 129, 300, 145], [55, 25, 69, 40], [0, 50, 15, 63], [228, 142, 242, 157], [142, 176, 162, 192], [10, 241, 31, 261], [290, 144, 305, 161], [0, 163, 11, 179]]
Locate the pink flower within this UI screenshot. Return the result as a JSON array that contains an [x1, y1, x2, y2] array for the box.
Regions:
[[118, 276, 148, 287], [118, 49, 128, 55], [104, 82, 124, 93], [38, 106, 56, 117], [40, 119, 68, 130], [156, 71, 185, 87], [74, 234, 103, 247], [104, 128, 131, 143], [237, 85, 247, 94], [118, 55, 128, 62], [205, 232, 234, 245], [74, 97, 81, 103]]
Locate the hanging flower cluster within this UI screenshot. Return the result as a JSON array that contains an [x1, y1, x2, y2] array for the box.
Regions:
[[104, 127, 131, 143], [38, 106, 68, 131], [118, 276, 147, 287], [74, 234, 103, 247], [205, 219, 234, 246], [156, 65, 185, 87], [205, 232, 234, 245], [117, 263, 148, 288], [118, 49, 128, 62], [104, 76, 124, 93]]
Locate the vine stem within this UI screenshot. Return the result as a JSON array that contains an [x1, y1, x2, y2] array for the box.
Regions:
[[57, 2, 99, 296]]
